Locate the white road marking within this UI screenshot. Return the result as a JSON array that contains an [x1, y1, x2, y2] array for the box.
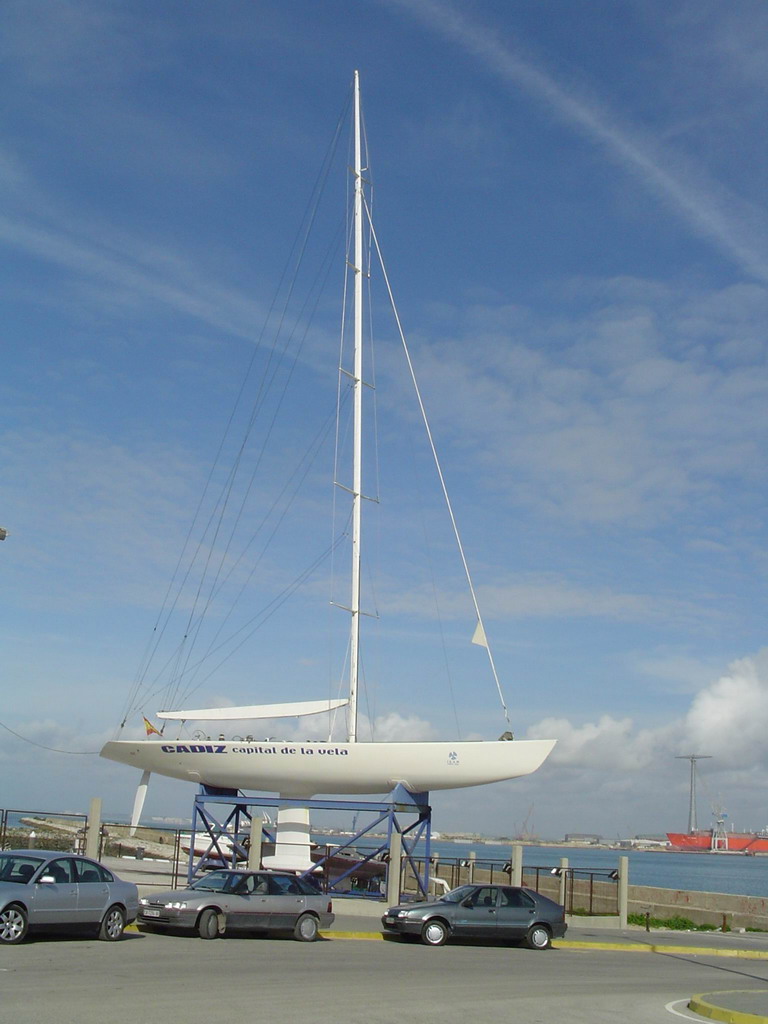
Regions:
[[665, 998, 702, 1020]]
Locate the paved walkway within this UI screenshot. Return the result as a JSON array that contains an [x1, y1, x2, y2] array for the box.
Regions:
[[127, 914, 768, 1020], [325, 916, 768, 1022]]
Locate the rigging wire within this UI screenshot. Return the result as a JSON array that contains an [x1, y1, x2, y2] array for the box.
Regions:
[[167, 403, 345, 707], [120, 90, 352, 726], [137, 530, 349, 709], [162, 197, 347, 715], [364, 199, 512, 727], [0, 719, 99, 755], [166, 221, 347, 711], [411, 435, 463, 741]]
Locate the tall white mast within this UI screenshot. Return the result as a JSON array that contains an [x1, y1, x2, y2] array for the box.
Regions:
[[348, 70, 363, 743]]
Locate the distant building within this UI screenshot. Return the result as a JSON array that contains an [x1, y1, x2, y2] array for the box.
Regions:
[[631, 835, 670, 847], [563, 833, 602, 844]]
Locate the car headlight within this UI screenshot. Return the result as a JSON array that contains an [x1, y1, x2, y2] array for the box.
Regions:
[[164, 901, 188, 910], [139, 898, 149, 906], [396, 910, 410, 918]]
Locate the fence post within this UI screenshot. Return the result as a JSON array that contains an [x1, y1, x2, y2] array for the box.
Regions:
[[386, 830, 402, 906], [618, 855, 628, 929], [558, 857, 568, 907], [85, 798, 102, 860], [248, 816, 263, 870], [468, 850, 476, 883], [510, 843, 523, 886]]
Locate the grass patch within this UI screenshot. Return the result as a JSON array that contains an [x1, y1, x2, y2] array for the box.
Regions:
[[569, 908, 614, 917], [628, 912, 727, 932]]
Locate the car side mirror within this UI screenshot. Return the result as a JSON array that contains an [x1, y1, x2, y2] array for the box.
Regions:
[[38, 875, 55, 884], [461, 898, 474, 908]]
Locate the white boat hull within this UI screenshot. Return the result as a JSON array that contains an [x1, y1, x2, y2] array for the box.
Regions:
[[100, 737, 555, 797]]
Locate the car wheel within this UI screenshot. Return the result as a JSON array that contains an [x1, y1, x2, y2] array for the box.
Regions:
[[293, 913, 319, 942], [99, 905, 126, 941], [525, 923, 552, 950], [420, 918, 449, 946], [198, 908, 220, 940], [0, 904, 28, 945]]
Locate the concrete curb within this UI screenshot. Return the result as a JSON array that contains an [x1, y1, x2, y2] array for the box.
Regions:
[[688, 991, 768, 1024], [558, 940, 768, 960], [127, 923, 768, 959], [328, 934, 768, 958]]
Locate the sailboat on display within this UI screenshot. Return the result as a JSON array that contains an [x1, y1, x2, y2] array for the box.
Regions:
[[100, 73, 555, 866]]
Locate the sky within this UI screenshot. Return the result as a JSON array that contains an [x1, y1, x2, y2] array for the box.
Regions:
[[2, 0, 767, 842]]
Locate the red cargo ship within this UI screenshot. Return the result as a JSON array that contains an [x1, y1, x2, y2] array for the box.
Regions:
[[669, 757, 768, 853], [666, 827, 768, 853]]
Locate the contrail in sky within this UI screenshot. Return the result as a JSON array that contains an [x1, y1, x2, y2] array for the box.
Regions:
[[385, 0, 768, 284]]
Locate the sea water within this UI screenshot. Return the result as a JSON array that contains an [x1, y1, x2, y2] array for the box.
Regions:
[[418, 840, 768, 898], [325, 835, 767, 897]]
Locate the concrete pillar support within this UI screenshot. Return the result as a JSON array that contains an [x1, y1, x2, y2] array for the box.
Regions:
[[85, 797, 102, 860], [510, 843, 523, 886], [559, 857, 568, 907], [248, 816, 263, 870], [618, 855, 629, 929], [386, 829, 402, 907]]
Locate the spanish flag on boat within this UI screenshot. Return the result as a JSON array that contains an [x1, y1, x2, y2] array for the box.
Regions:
[[142, 716, 162, 737]]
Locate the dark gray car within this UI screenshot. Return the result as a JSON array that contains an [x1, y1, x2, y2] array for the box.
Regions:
[[0, 849, 138, 944], [382, 883, 567, 949], [138, 869, 334, 940]]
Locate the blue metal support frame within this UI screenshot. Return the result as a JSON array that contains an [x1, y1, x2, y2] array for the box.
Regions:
[[187, 786, 432, 898]]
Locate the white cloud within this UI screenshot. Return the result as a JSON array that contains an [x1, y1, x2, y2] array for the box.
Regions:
[[635, 653, 727, 694], [525, 650, 768, 775], [2, 429, 205, 611], [386, 0, 768, 283], [365, 711, 438, 743], [684, 651, 768, 765], [0, 210, 267, 343], [392, 279, 768, 532], [384, 575, 699, 626], [526, 714, 672, 772]]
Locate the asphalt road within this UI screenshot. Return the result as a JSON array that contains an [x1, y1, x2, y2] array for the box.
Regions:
[[2, 931, 767, 1024]]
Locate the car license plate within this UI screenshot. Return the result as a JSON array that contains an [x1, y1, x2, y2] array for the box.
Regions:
[[143, 909, 161, 918]]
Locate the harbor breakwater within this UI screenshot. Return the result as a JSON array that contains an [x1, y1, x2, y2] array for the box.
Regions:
[[626, 884, 768, 930]]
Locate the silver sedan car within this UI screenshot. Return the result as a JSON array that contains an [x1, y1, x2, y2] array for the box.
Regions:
[[138, 869, 334, 941], [382, 883, 567, 949], [0, 849, 139, 944]]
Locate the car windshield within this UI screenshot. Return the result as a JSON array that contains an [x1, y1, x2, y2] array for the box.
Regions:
[[439, 885, 476, 904], [0, 854, 45, 884], [188, 871, 237, 893]]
